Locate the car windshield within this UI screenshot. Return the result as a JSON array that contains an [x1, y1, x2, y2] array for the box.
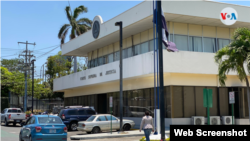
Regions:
[[86, 116, 96, 121], [38, 117, 63, 124]]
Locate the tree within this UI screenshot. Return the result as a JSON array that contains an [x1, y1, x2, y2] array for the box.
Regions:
[[214, 27, 250, 122], [1, 58, 25, 72], [58, 5, 92, 72], [45, 51, 72, 99], [1, 66, 50, 99]]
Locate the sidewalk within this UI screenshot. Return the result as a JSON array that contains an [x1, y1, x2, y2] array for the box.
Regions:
[[70, 130, 170, 140]]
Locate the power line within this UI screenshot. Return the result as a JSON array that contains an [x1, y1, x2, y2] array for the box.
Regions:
[[36, 46, 60, 60], [35, 45, 60, 50]]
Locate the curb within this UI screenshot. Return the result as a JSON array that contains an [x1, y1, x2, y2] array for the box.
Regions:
[[70, 131, 170, 140]]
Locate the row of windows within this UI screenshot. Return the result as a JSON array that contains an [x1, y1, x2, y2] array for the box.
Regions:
[[87, 34, 231, 69], [169, 34, 230, 53], [88, 40, 156, 68]]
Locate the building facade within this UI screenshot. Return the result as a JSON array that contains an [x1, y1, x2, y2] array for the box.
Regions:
[[54, 1, 250, 127]]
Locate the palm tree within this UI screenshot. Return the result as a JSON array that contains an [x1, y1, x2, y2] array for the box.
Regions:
[[58, 5, 92, 73], [214, 27, 250, 122]]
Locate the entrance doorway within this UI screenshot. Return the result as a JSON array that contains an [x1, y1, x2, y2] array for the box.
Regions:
[[97, 94, 107, 114]]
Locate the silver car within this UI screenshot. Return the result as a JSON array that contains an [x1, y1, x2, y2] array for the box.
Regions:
[[77, 114, 135, 134]]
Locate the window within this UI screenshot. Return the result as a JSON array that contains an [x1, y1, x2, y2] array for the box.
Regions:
[[218, 39, 230, 50], [127, 47, 133, 58], [67, 110, 78, 115], [189, 36, 202, 52], [106, 115, 117, 121], [8, 109, 18, 113], [94, 59, 98, 67], [134, 44, 141, 55], [173, 86, 183, 118], [90, 60, 95, 68], [174, 35, 188, 51], [27, 117, 35, 125], [149, 40, 154, 52], [86, 110, 95, 115], [98, 57, 103, 66], [204, 37, 216, 53], [103, 56, 108, 64], [141, 42, 149, 54], [108, 53, 114, 63], [78, 110, 86, 115], [123, 49, 127, 59], [114, 51, 120, 61], [97, 116, 107, 121], [86, 116, 96, 121], [38, 117, 63, 124], [17, 110, 21, 113], [169, 34, 173, 42], [88, 61, 91, 68]]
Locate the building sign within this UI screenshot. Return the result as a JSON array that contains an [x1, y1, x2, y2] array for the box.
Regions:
[[88, 74, 97, 79], [106, 69, 116, 75], [110, 97, 113, 107], [220, 7, 238, 25], [229, 91, 235, 104], [92, 21, 100, 39], [80, 76, 86, 80]]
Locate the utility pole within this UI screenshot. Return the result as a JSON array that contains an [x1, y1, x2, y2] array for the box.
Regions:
[[31, 59, 36, 113], [18, 41, 36, 112]]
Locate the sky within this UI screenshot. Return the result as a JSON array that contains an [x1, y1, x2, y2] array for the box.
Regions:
[[1, 0, 250, 79]]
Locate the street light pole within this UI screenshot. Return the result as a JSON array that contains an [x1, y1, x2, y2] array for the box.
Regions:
[[115, 21, 123, 133]]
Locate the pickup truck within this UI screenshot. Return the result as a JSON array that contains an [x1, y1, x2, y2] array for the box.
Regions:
[[1, 108, 27, 126]]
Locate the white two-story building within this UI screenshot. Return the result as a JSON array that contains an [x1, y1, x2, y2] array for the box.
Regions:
[[54, 1, 250, 127]]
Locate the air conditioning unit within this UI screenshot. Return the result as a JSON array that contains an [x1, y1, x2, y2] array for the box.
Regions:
[[191, 116, 205, 125], [221, 116, 233, 125], [210, 116, 221, 125]]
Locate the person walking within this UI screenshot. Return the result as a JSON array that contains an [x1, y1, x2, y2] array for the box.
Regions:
[[140, 111, 154, 141]]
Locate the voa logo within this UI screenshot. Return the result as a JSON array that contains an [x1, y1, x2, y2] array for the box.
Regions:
[[220, 7, 238, 25]]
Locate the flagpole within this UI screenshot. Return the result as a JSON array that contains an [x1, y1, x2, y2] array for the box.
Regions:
[[153, 0, 157, 135], [156, 0, 166, 140]]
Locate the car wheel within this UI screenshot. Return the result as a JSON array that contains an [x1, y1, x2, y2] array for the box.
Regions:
[[70, 122, 78, 131], [29, 136, 32, 141], [86, 132, 91, 134], [123, 124, 131, 131], [92, 127, 100, 134], [5, 119, 8, 126]]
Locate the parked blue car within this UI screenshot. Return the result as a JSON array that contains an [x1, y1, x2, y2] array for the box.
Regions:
[[19, 115, 67, 141]]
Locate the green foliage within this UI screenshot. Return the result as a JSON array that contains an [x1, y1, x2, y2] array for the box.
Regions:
[[214, 27, 250, 86], [58, 5, 91, 70], [1, 58, 24, 72], [1, 66, 50, 99]]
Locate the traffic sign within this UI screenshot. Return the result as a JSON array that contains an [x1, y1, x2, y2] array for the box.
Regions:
[[229, 92, 235, 104]]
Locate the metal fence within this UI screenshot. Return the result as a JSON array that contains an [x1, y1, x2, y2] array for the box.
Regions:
[[9, 93, 64, 113]]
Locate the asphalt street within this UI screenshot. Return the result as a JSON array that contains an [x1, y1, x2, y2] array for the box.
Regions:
[[0, 123, 142, 141]]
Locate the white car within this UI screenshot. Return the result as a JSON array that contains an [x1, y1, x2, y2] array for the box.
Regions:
[[77, 114, 135, 134]]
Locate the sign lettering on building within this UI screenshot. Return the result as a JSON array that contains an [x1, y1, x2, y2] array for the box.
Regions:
[[106, 69, 116, 75], [88, 74, 97, 79], [80, 76, 86, 80]]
